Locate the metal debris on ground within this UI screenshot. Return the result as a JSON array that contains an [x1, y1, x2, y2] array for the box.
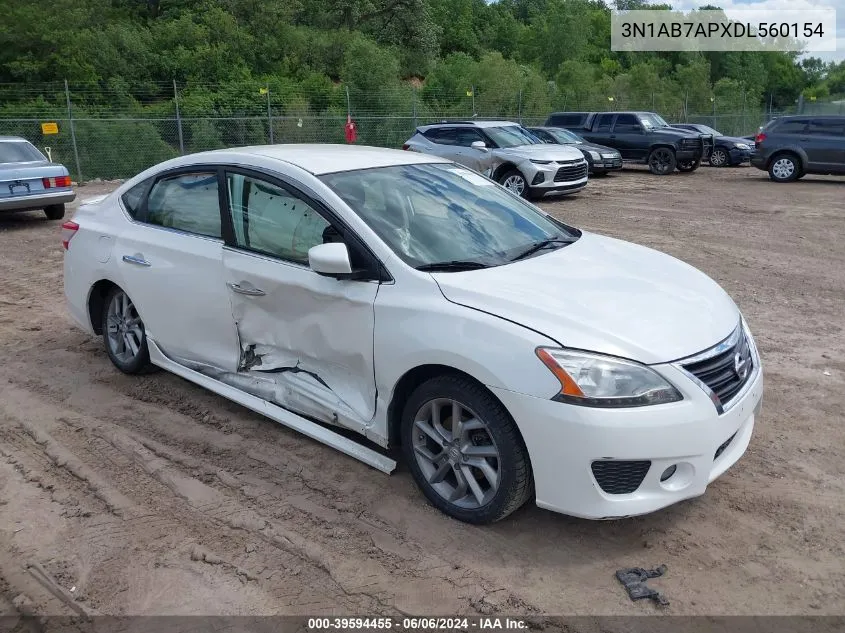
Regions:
[[615, 564, 670, 607]]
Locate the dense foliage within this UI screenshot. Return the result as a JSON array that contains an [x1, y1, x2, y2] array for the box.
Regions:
[[1, 0, 842, 177]]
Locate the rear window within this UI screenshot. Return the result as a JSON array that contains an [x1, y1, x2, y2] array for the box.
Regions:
[[0, 140, 45, 163], [546, 113, 585, 127]]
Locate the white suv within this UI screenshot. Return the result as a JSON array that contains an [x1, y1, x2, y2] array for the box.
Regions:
[[403, 121, 588, 199]]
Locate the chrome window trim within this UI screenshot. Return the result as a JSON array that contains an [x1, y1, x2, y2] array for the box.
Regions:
[[671, 319, 761, 415]]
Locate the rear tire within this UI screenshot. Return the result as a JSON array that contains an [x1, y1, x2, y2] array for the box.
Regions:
[[677, 158, 701, 172], [647, 148, 676, 175], [101, 286, 154, 375], [44, 204, 65, 220], [768, 153, 800, 182], [400, 374, 533, 524]]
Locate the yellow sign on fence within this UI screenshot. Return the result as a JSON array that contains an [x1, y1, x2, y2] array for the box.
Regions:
[[41, 122, 59, 135]]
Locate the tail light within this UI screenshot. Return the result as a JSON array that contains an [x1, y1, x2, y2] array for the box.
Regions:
[[61, 220, 79, 250], [754, 131, 766, 145], [402, 143, 410, 150], [43, 175, 72, 188]]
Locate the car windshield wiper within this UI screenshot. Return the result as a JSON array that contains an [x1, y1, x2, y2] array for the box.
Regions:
[[415, 260, 491, 272], [510, 238, 574, 262]]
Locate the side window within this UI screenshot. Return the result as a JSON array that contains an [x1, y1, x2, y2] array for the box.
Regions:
[[121, 178, 152, 219], [548, 114, 583, 127], [455, 128, 484, 147], [145, 172, 221, 238], [614, 114, 640, 132], [596, 114, 614, 132], [424, 128, 458, 145], [226, 173, 330, 264], [776, 120, 808, 134], [807, 120, 845, 136]]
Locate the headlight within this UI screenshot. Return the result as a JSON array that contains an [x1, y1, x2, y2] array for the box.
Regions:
[[535, 348, 683, 407], [530, 159, 553, 165], [735, 143, 750, 150], [601, 152, 619, 159], [588, 150, 601, 160]]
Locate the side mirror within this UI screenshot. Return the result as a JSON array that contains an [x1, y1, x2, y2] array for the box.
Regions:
[[308, 242, 353, 278], [470, 140, 489, 152]]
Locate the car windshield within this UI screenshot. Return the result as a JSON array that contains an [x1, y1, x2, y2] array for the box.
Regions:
[[321, 163, 579, 269], [548, 128, 582, 144], [484, 125, 541, 148], [0, 141, 45, 164], [639, 113, 670, 129], [692, 125, 721, 136]]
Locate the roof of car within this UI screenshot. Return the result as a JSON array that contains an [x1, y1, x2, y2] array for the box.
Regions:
[[192, 143, 451, 175], [418, 120, 520, 130], [0, 136, 30, 142]]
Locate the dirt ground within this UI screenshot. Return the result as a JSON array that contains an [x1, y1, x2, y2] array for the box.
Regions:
[[0, 165, 843, 621]]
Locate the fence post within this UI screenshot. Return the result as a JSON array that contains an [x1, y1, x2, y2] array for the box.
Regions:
[[741, 90, 746, 135], [683, 90, 688, 122], [173, 79, 185, 155], [63, 80, 82, 182], [517, 88, 522, 124], [412, 86, 417, 128], [266, 86, 274, 144]]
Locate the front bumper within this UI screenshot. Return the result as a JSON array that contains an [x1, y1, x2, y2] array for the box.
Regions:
[[527, 160, 589, 191], [490, 360, 763, 519], [590, 157, 623, 173], [728, 147, 752, 164], [0, 189, 76, 212]]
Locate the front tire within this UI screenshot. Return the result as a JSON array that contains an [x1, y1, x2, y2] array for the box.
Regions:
[[647, 148, 676, 175], [498, 169, 529, 198], [44, 204, 65, 220], [768, 153, 800, 182], [102, 287, 153, 374], [400, 375, 533, 524], [709, 147, 729, 167]]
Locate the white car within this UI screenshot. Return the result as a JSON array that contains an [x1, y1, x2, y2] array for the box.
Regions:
[[62, 144, 763, 524]]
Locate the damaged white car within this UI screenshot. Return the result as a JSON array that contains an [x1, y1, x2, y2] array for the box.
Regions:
[[63, 144, 763, 524]]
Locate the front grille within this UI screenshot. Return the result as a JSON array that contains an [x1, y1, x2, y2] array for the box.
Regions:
[[680, 137, 702, 150], [682, 329, 754, 409], [554, 162, 588, 182], [714, 432, 736, 460], [591, 460, 651, 494]]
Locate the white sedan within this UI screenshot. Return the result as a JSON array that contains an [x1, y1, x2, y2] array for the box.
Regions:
[[62, 144, 763, 524]]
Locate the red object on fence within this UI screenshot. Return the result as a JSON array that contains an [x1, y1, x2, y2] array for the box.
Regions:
[[344, 115, 357, 143]]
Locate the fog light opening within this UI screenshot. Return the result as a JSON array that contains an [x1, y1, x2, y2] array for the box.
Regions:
[[660, 465, 677, 482]]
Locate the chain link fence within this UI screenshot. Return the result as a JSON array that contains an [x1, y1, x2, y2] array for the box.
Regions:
[[0, 81, 826, 182]]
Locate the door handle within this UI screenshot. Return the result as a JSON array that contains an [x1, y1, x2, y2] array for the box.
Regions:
[[122, 254, 151, 267], [609, 135, 616, 139], [227, 282, 265, 296]]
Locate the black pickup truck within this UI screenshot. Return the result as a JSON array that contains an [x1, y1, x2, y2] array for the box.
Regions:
[[544, 111, 714, 175]]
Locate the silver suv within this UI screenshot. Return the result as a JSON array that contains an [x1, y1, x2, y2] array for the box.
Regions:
[[403, 121, 588, 199]]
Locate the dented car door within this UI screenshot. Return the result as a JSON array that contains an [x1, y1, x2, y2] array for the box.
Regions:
[[220, 170, 379, 432]]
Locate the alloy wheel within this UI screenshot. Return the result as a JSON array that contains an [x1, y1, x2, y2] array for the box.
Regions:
[[710, 148, 727, 166], [411, 398, 501, 509], [649, 148, 674, 175], [106, 291, 144, 363], [502, 174, 526, 196]]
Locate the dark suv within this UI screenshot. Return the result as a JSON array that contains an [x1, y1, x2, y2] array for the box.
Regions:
[[751, 115, 845, 182]]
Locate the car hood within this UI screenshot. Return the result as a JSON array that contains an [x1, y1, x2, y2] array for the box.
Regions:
[[717, 136, 752, 146], [574, 141, 620, 155], [495, 144, 584, 162], [431, 232, 739, 364]]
